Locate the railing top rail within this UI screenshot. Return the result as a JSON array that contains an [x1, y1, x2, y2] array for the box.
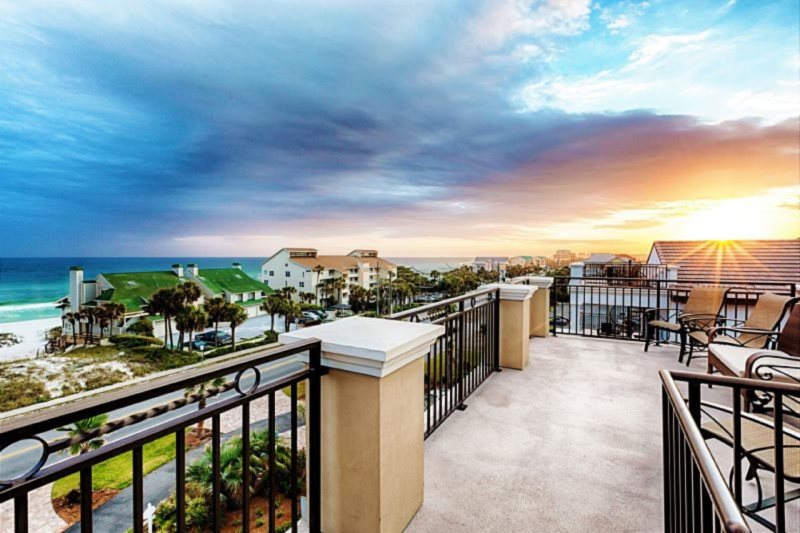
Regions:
[[660, 370, 751, 532], [0, 337, 321, 442], [553, 276, 797, 287], [667, 369, 800, 394], [387, 287, 498, 320]]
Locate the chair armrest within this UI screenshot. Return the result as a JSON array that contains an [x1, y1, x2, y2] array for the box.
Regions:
[[644, 307, 675, 320], [744, 352, 800, 385], [708, 327, 779, 345], [715, 317, 745, 325], [679, 313, 723, 331]]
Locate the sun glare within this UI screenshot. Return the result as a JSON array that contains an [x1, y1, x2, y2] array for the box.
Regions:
[[671, 194, 798, 241]]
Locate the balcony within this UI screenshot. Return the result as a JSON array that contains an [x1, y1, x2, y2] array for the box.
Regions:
[[407, 334, 798, 532], [1, 279, 797, 532]]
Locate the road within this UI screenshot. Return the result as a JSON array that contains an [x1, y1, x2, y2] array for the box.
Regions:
[[0, 357, 305, 482]]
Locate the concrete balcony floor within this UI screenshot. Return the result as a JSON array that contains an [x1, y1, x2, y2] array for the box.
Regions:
[[406, 335, 797, 533]]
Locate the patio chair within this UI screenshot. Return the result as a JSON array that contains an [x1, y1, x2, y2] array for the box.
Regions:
[[643, 286, 729, 362], [684, 293, 797, 366], [700, 404, 800, 530]]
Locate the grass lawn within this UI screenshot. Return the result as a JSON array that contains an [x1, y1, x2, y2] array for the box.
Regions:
[[52, 431, 182, 499]]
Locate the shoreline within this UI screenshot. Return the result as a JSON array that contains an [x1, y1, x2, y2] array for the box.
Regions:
[[0, 317, 62, 363]]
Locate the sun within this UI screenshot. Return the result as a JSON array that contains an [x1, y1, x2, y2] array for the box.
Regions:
[[671, 194, 798, 241]]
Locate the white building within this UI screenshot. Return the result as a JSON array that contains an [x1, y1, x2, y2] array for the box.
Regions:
[[260, 248, 397, 305]]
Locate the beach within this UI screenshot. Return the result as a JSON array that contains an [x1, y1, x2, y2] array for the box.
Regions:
[[0, 317, 62, 363]]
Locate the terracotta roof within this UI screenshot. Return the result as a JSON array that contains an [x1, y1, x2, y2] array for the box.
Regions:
[[291, 255, 396, 272], [649, 240, 800, 285]]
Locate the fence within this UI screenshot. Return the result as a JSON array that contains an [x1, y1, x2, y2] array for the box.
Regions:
[[550, 277, 797, 342], [0, 339, 324, 533], [388, 288, 500, 438], [661, 370, 799, 532]]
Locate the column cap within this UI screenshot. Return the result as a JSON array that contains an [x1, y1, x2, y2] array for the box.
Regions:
[[514, 276, 554, 288], [480, 283, 536, 301], [279, 317, 444, 378]]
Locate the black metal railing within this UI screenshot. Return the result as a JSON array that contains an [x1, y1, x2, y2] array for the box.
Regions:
[[550, 277, 797, 342], [661, 370, 800, 532], [0, 339, 325, 533], [389, 288, 500, 438], [582, 262, 669, 284]]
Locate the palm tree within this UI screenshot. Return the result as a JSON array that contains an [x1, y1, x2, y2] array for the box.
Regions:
[[429, 269, 440, 284], [102, 302, 125, 337], [185, 377, 226, 435], [329, 277, 346, 305], [300, 292, 315, 304], [145, 289, 170, 346], [203, 297, 227, 341], [282, 300, 302, 333], [312, 265, 325, 303], [280, 286, 297, 301], [225, 303, 248, 351], [178, 281, 202, 306], [95, 306, 109, 340], [83, 307, 97, 344], [175, 307, 191, 349], [57, 414, 109, 455], [261, 293, 284, 333], [64, 312, 78, 345], [187, 307, 208, 347]]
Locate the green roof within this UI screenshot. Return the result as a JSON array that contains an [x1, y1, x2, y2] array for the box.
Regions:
[[100, 271, 182, 312], [196, 269, 273, 296], [239, 297, 267, 308]]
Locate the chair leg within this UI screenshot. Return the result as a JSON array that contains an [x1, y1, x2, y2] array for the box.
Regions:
[[678, 330, 687, 363], [644, 324, 652, 352], [685, 340, 694, 367]]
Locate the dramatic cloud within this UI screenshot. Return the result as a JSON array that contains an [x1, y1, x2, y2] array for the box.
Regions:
[[0, 0, 797, 257]]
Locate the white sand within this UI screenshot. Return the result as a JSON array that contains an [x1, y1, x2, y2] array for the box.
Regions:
[[0, 317, 62, 363]]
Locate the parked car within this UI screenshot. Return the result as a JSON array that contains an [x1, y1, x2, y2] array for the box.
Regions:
[[300, 311, 322, 325], [182, 339, 210, 351], [552, 316, 570, 327], [310, 309, 328, 320], [195, 331, 233, 346]]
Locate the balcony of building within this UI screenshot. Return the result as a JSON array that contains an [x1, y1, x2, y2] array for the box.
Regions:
[[1, 277, 797, 533]]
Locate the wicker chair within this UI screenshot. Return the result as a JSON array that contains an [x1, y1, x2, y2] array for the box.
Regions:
[[643, 286, 730, 362], [685, 293, 797, 366]]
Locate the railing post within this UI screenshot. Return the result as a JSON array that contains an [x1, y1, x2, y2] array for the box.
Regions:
[[480, 283, 536, 370], [457, 299, 466, 408], [307, 341, 322, 533], [519, 276, 554, 338], [280, 317, 444, 533], [493, 289, 501, 370]]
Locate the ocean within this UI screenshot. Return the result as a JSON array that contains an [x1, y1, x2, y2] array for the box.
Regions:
[[0, 257, 472, 324]]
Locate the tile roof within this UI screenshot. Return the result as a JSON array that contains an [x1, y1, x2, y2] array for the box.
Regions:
[[291, 255, 396, 272], [650, 240, 800, 285]]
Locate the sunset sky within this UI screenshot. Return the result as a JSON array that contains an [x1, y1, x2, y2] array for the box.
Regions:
[[1, 0, 798, 257]]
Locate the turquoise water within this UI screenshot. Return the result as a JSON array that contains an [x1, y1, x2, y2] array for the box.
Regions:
[[0, 257, 472, 324]]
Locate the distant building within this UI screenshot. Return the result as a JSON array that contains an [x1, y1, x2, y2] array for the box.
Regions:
[[648, 239, 800, 286], [508, 255, 533, 267], [472, 257, 509, 272], [552, 249, 575, 265], [260, 248, 397, 305], [584, 253, 637, 264], [62, 263, 272, 338]]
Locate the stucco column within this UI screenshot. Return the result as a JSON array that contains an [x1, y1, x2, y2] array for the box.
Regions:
[[481, 283, 536, 370], [521, 276, 554, 338], [280, 317, 444, 533]]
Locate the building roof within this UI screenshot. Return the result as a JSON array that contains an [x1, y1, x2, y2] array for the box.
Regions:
[[98, 271, 182, 312], [585, 253, 637, 264], [195, 268, 273, 295], [649, 240, 800, 284], [291, 255, 396, 272]]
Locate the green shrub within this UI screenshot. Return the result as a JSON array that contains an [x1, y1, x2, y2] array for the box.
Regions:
[[0, 375, 51, 412], [127, 319, 154, 336], [110, 334, 162, 348], [79, 367, 128, 390], [126, 347, 201, 371], [299, 303, 323, 311], [264, 330, 278, 343]]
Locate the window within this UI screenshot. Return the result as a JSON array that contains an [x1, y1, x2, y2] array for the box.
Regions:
[[299, 282, 305, 288], [285, 271, 291, 277], [269, 270, 274, 276]]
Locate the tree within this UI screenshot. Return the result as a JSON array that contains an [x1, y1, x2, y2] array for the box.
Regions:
[[282, 299, 302, 333], [102, 302, 126, 337], [348, 285, 372, 313], [224, 304, 248, 351], [312, 265, 325, 303], [328, 277, 346, 305], [261, 293, 284, 333], [184, 378, 226, 435], [175, 307, 191, 349], [128, 318, 154, 336], [187, 307, 208, 346], [64, 312, 78, 345], [146, 289, 172, 346], [279, 286, 297, 301], [95, 306, 110, 340], [57, 414, 109, 455], [300, 292, 316, 304], [429, 269, 440, 283], [203, 297, 227, 341], [83, 307, 97, 344], [178, 281, 202, 307]]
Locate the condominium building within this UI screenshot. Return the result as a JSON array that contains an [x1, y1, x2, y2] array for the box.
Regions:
[[260, 248, 397, 305]]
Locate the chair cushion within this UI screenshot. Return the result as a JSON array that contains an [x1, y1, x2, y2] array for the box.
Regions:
[[710, 344, 800, 379], [689, 331, 740, 346], [648, 319, 681, 332]]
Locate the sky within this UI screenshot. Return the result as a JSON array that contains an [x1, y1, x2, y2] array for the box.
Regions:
[[1, 0, 798, 257]]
